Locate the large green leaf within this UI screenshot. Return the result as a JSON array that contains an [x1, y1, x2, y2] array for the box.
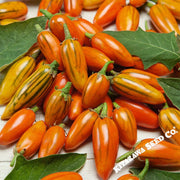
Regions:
[[158, 77, 180, 109], [104, 29, 180, 70], [5, 153, 86, 180], [130, 168, 180, 180], [0, 16, 47, 72]]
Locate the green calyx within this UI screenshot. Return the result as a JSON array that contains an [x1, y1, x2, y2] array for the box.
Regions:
[[100, 102, 108, 118], [93, 103, 105, 114], [40, 9, 53, 19], [113, 102, 120, 109], [10, 149, 25, 167], [137, 159, 149, 180], [49, 60, 59, 78], [85, 32, 95, 39], [98, 61, 114, 76], [35, 24, 44, 33], [30, 105, 39, 113], [63, 23, 72, 40]]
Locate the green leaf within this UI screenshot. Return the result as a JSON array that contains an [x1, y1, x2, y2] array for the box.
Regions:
[[104, 28, 180, 70], [0, 16, 47, 72], [5, 153, 86, 180], [158, 77, 180, 109], [130, 168, 180, 180]]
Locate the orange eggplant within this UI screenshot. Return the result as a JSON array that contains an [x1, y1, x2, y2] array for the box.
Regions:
[[158, 105, 180, 145], [11, 120, 47, 166], [68, 91, 83, 121], [85, 32, 134, 67], [41, 172, 83, 180], [65, 108, 100, 151], [73, 17, 103, 45], [133, 56, 173, 76], [35, 24, 63, 71], [120, 68, 164, 92], [117, 138, 180, 166], [129, 0, 147, 7], [93, 116, 119, 180], [38, 124, 65, 157], [0, 106, 38, 145], [82, 61, 113, 109], [157, 0, 180, 20], [93, 0, 126, 28], [37, 0, 63, 16], [64, 0, 83, 17], [45, 82, 72, 127], [0, 1, 28, 20], [83, 0, 105, 10], [116, 5, 140, 31], [43, 72, 72, 112], [113, 102, 137, 149], [40, 10, 84, 45], [149, 4, 180, 35], [115, 97, 159, 129], [111, 73, 166, 105], [82, 46, 114, 72], [61, 24, 88, 92]]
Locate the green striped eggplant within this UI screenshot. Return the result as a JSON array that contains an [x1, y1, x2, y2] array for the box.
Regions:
[[1, 61, 59, 120]]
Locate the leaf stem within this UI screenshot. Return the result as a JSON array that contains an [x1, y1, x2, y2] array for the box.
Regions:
[[30, 105, 39, 113], [100, 103, 108, 118], [85, 32, 94, 39], [40, 9, 53, 19]]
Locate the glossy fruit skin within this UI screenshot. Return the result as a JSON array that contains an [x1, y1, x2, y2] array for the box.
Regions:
[[113, 107, 137, 148], [61, 39, 88, 92], [64, 0, 83, 17], [104, 95, 113, 118], [158, 107, 180, 145], [15, 121, 47, 159], [0, 56, 35, 105], [35, 59, 49, 71], [117, 174, 139, 180], [0, 18, 20, 25], [93, 117, 119, 180], [68, 91, 83, 121], [38, 125, 65, 157], [116, 5, 140, 31], [90, 32, 134, 67], [1, 63, 57, 120], [0, 109, 36, 145], [45, 89, 72, 127], [93, 0, 126, 28], [112, 74, 166, 105], [37, 30, 63, 70], [135, 138, 180, 166], [0, 1, 28, 20], [82, 73, 110, 109], [65, 109, 99, 150], [43, 72, 72, 112], [121, 68, 164, 92], [157, 0, 180, 20], [83, 0, 105, 10], [115, 97, 159, 129], [49, 14, 84, 45], [133, 56, 173, 76], [149, 4, 180, 35], [82, 46, 114, 72], [73, 18, 103, 46], [37, 0, 63, 16], [41, 172, 83, 180], [129, 0, 147, 7]]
